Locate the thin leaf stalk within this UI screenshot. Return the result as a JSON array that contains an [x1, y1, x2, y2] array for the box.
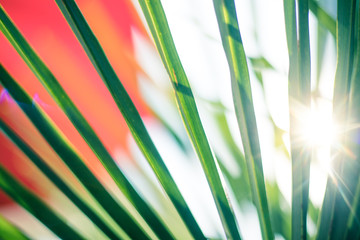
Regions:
[[138, 0, 242, 239], [283, 0, 312, 239], [296, 0, 312, 239], [212, 0, 273, 239]]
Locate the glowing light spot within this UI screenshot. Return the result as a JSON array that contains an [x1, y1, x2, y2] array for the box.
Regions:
[[299, 100, 338, 174], [301, 106, 337, 148], [32, 93, 51, 109], [0, 89, 14, 104]]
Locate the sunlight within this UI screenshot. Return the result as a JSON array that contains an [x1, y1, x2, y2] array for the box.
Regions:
[[300, 100, 338, 174], [302, 103, 336, 148], [276, 99, 339, 206], [299, 100, 338, 206]]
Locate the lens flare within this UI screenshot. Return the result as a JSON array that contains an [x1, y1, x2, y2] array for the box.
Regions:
[[301, 105, 336, 148], [299, 100, 338, 175]]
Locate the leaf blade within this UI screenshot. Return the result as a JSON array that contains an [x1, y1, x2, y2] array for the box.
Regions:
[[283, 0, 312, 238], [137, 1, 242, 239], [316, 1, 357, 239], [0, 164, 85, 240], [295, 1, 312, 239], [212, 0, 273, 239], [0, 214, 30, 240], [0, 4, 174, 239], [309, 0, 336, 37], [0, 119, 122, 240], [53, 0, 204, 238], [331, 3, 360, 239], [0, 65, 150, 240]]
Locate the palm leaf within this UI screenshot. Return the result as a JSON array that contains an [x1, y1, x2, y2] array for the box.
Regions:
[[344, 10, 360, 237], [53, 0, 206, 238], [317, 1, 357, 239], [332, 3, 360, 239], [344, 178, 360, 239], [0, 65, 150, 240], [137, 1, 242, 239], [0, 214, 30, 240], [214, 111, 251, 204], [295, 1, 312, 239], [0, 119, 122, 240], [212, 0, 273, 239], [0, 4, 175, 239], [0, 164, 85, 239], [309, 0, 336, 37], [283, 0, 312, 238], [1, 0, 359, 239]]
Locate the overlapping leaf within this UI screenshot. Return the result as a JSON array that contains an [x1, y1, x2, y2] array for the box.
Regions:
[[0, 214, 30, 240], [0, 119, 121, 240], [212, 0, 273, 239], [0, 4, 176, 239], [317, 1, 357, 239], [137, 0, 242, 239], [0, 164, 85, 240], [0, 65, 150, 240]]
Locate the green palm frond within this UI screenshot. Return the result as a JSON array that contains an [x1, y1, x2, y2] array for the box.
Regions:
[[0, 0, 359, 239]]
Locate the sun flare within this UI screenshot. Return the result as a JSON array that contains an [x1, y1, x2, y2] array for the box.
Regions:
[[300, 100, 338, 174], [302, 104, 336, 148]]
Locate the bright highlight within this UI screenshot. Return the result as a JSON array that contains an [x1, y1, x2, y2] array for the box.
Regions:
[[302, 104, 336, 148]]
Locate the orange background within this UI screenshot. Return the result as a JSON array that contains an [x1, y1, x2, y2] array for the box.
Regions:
[[0, 0, 150, 205]]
